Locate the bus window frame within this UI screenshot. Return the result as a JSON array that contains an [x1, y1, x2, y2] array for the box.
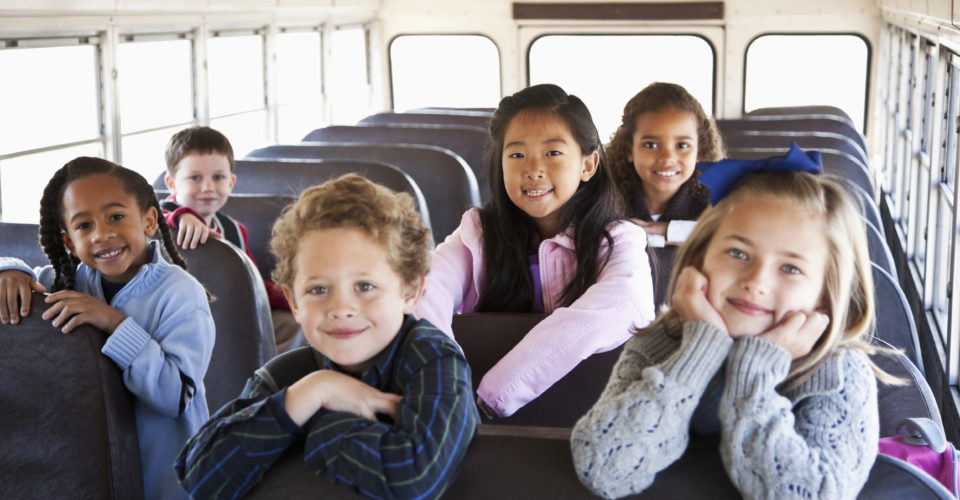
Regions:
[[516, 24, 724, 113], [386, 32, 502, 111], [741, 31, 872, 134]]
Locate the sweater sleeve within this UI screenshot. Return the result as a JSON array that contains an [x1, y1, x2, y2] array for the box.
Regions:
[[570, 321, 733, 499], [174, 375, 303, 498], [300, 333, 478, 500], [101, 284, 215, 418], [163, 205, 204, 229], [719, 338, 879, 500], [413, 215, 479, 339], [477, 224, 657, 417], [666, 220, 697, 245], [0, 257, 52, 287]]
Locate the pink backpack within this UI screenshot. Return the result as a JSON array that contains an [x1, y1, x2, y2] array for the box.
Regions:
[[879, 417, 959, 497]]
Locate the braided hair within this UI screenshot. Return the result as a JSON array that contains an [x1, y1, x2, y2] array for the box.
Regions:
[[38, 156, 186, 292]]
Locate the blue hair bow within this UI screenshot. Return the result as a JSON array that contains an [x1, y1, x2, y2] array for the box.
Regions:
[[696, 142, 822, 205]]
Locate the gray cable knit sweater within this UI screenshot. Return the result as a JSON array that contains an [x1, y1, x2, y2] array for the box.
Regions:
[[570, 319, 878, 500]]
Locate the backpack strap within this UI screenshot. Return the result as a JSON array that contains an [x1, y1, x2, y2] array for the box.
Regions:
[[255, 346, 321, 393], [159, 198, 180, 213], [215, 212, 245, 251]]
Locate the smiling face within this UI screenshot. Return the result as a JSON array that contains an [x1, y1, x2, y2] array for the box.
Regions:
[[501, 110, 599, 238], [61, 174, 158, 283], [283, 227, 422, 373], [628, 108, 700, 215], [164, 152, 236, 222], [700, 195, 828, 337]]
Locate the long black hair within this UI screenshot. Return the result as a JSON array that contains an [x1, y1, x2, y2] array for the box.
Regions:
[[476, 84, 624, 311], [38, 156, 186, 291]]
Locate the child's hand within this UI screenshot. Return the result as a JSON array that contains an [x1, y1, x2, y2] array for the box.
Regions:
[[176, 213, 211, 250], [630, 218, 668, 238], [759, 311, 830, 360], [0, 270, 46, 325], [285, 370, 403, 426], [477, 396, 498, 419], [671, 266, 727, 333], [42, 290, 127, 334]]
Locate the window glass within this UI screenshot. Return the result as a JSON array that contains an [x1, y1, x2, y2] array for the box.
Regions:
[[390, 35, 500, 111], [329, 27, 370, 125], [529, 35, 714, 142], [121, 126, 186, 187], [117, 38, 194, 132], [932, 191, 952, 341], [207, 34, 265, 117], [210, 110, 269, 159], [0, 144, 103, 223], [0, 45, 100, 155], [277, 30, 323, 143], [745, 34, 869, 132]]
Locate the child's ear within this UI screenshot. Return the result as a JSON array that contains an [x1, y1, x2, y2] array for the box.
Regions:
[[61, 233, 76, 255], [164, 174, 176, 192], [580, 150, 600, 182], [402, 275, 426, 314], [142, 206, 159, 237], [228, 173, 237, 191], [282, 285, 301, 317]]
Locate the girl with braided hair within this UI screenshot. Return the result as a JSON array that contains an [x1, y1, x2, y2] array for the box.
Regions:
[[0, 156, 214, 500]]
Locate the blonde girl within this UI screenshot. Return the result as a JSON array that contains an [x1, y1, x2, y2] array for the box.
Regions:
[[572, 145, 895, 499]]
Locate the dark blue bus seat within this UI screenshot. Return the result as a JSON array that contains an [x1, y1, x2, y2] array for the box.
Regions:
[[719, 117, 867, 153], [248, 423, 955, 499], [359, 111, 491, 128], [726, 147, 876, 200], [215, 193, 296, 285], [873, 263, 923, 373], [179, 237, 277, 411], [871, 338, 942, 437], [746, 105, 856, 125], [408, 107, 495, 116], [0, 292, 144, 499], [302, 124, 491, 201], [243, 142, 480, 243], [0, 222, 45, 268], [225, 159, 431, 234], [840, 176, 884, 236], [450, 313, 621, 427], [866, 219, 897, 279], [721, 129, 868, 167]]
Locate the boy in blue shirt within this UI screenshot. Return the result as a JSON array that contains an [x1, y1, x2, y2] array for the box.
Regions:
[[175, 174, 478, 499]]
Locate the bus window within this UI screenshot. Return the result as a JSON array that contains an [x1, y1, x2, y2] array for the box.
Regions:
[[389, 34, 500, 111], [277, 29, 323, 144], [930, 55, 960, 345], [1, 145, 102, 224], [208, 31, 268, 157], [528, 34, 714, 142], [906, 46, 936, 277], [0, 42, 101, 223], [117, 36, 194, 182], [744, 34, 869, 132], [329, 26, 371, 126], [0, 44, 100, 154]]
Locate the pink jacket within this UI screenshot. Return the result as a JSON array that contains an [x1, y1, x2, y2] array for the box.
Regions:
[[415, 209, 655, 417]]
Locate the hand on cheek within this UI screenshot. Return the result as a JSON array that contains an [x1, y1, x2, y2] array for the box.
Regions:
[[759, 311, 829, 360], [671, 266, 727, 333]]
